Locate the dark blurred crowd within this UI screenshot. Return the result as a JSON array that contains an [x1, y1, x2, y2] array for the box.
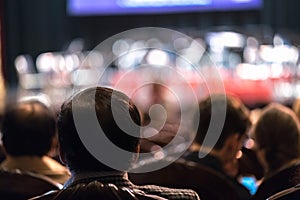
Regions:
[[0, 86, 299, 200]]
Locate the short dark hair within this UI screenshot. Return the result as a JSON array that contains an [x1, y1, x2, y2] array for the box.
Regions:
[[1, 100, 56, 156], [57, 87, 141, 172], [195, 94, 251, 150], [254, 103, 300, 171]]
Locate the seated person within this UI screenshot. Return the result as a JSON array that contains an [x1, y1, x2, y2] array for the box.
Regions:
[[183, 94, 252, 200], [32, 86, 200, 200], [0, 100, 70, 184], [252, 103, 300, 200]]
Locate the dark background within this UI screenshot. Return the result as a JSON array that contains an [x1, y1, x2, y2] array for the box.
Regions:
[[2, 0, 300, 88]]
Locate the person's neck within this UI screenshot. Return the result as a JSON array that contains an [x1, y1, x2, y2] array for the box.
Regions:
[[64, 170, 127, 188]]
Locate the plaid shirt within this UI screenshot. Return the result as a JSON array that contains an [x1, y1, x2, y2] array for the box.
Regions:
[[64, 172, 200, 200]]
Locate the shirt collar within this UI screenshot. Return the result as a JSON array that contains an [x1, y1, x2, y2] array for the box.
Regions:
[[64, 171, 128, 188]]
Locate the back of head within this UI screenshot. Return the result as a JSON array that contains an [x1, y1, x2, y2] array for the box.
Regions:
[[1, 100, 56, 157], [254, 103, 300, 171], [195, 94, 250, 150], [57, 87, 141, 172]]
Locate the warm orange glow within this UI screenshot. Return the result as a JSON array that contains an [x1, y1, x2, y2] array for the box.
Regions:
[[0, 22, 5, 114]]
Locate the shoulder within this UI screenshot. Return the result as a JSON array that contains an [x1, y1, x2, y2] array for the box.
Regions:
[[30, 182, 170, 200], [254, 167, 300, 200], [42, 156, 69, 172], [135, 184, 200, 200]]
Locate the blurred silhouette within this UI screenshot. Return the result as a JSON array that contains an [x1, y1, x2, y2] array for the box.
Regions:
[[252, 103, 300, 200], [183, 94, 252, 200], [0, 100, 70, 184]]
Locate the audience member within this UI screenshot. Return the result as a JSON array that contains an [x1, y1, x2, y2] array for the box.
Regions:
[[252, 103, 300, 200], [183, 94, 252, 200], [0, 100, 70, 184], [32, 86, 200, 200]]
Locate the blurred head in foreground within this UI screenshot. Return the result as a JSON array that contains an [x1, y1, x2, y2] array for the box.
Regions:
[[1, 100, 56, 157]]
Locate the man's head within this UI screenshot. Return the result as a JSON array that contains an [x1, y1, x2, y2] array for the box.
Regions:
[[1, 100, 56, 157], [194, 94, 250, 157], [58, 87, 141, 173]]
